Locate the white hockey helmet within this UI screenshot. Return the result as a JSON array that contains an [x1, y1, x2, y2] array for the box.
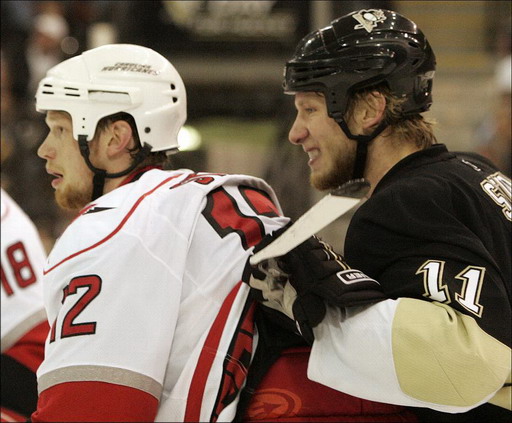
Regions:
[[35, 44, 186, 152]]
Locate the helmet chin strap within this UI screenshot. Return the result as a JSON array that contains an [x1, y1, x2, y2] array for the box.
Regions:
[[336, 119, 388, 180], [78, 135, 152, 201]]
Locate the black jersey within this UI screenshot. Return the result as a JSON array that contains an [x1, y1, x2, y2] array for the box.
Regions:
[[344, 144, 511, 421], [345, 144, 510, 346]]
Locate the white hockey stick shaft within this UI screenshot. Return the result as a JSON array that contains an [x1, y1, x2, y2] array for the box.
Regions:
[[250, 179, 370, 265]]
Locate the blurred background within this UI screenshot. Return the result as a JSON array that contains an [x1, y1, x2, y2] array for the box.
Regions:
[[1, 0, 511, 252]]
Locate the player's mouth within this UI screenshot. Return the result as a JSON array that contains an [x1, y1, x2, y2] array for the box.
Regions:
[[305, 148, 320, 167], [47, 169, 64, 188]]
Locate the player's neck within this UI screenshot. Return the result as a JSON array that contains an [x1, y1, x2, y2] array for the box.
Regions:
[[364, 135, 421, 196], [97, 150, 140, 195], [102, 176, 127, 195]]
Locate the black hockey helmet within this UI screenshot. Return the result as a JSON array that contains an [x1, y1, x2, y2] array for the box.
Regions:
[[284, 9, 436, 120], [283, 9, 436, 179]]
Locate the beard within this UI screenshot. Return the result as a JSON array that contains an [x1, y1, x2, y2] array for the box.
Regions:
[[310, 143, 356, 191], [55, 182, 93, 210]]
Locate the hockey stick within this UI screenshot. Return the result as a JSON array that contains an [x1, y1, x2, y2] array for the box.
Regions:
[[250, 179, 370, 265]]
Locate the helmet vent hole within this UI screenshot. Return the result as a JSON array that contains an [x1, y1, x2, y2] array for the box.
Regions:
[[170, 84, 176, 90], [64, 86, 80, 97], [145, 127, 151, 134], [408, 42, 420, 49], [172, 97, 178, 103]]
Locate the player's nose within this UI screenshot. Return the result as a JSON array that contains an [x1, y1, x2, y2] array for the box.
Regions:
[[37, 135, 56, 160], [288, 116, 308, 145]]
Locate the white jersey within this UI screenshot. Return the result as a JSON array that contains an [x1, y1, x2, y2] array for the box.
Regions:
[[36, 169, 288, 422], [1, 188, 48, 352]]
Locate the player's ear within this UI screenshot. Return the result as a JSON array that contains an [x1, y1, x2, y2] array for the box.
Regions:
[[106, 120, 133, 157], [361, 91, 386, 132]]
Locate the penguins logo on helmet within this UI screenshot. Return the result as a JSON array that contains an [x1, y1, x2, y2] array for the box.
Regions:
[[352, 9, 387, 33]]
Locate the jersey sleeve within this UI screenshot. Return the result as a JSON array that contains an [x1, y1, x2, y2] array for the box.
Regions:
[[309, 299, 510, 412], [308, 174, 511, 412], [32, 226, 182, 422]]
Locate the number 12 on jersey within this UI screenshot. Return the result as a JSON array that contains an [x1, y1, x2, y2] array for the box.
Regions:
[[49, 275, 102, 343]]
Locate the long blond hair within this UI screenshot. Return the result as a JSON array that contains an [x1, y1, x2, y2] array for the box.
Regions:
[[346, 84, 438, 149]]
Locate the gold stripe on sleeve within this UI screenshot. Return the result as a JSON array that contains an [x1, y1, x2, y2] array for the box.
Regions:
[[392, 298, 511, 407]]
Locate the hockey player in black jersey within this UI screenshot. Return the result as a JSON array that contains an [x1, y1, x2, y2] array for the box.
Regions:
[[245, 8, 511, 423]]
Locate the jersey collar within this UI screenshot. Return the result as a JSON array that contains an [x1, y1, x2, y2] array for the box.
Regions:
[[119, 165, 162, 186]]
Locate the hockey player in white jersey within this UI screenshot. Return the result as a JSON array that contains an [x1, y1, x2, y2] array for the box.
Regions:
[[30, 44, 291, 422], [1, 188, 49, 421]]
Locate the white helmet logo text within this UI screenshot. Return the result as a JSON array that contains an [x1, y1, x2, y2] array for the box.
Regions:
[[352, 9, 387, 33], [101, 62, 159, 75]]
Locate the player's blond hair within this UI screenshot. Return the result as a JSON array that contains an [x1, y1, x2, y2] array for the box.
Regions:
[[346, 85, 437, 149]]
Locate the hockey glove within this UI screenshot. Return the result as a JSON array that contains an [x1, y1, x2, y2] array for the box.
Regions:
[[243, 227, 324, 344], [244, 230, 387, 343], [280, 236, 387, 308]]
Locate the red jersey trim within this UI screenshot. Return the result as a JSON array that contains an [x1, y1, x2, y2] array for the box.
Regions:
[[4, 320, 49, 373], [119, 165, 162, 187], [32, 381, 158, 422], [184, 281, 242, 422]]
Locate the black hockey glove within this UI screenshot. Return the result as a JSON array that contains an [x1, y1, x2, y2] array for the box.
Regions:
[[243, 226, 324, 344], [243, 229, 386, 344], [281, 236, 386, 308]]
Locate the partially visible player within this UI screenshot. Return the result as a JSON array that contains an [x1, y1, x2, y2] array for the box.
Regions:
[[1, 188, 49, 421]]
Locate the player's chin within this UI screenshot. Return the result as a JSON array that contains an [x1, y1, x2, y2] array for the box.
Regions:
[[310, 171, 331, 191], [310, 169, 344, 191], [55, 185, 91, 211]]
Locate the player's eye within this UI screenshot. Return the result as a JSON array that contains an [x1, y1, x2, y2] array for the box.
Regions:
[[49, 127, 63, 138]]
